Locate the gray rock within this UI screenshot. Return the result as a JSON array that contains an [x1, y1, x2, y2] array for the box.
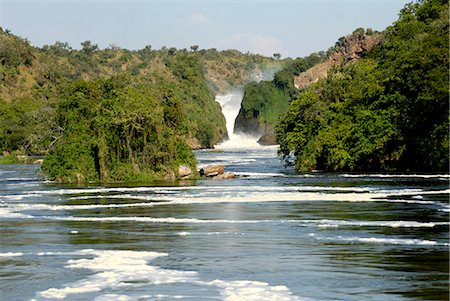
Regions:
[[213, 172, 236, 179], [199, 164, 225, 177], [178, 165, 192, 178]]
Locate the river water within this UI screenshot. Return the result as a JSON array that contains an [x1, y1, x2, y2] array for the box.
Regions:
[[0, 146, 449, 301]]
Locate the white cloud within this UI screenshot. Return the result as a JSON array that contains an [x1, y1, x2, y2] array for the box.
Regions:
[[211, 32, 286, 57], [180, 13, 212, 26]]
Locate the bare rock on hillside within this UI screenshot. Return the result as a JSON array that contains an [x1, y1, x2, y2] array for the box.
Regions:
[[294, 33, 382, 90]]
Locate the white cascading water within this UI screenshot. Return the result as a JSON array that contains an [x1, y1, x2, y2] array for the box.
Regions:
[[214, 90, 261, 149]]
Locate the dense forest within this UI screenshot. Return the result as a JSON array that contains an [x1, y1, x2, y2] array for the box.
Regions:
[[277, 0, 449, 172], [0, 31, 280, 182]]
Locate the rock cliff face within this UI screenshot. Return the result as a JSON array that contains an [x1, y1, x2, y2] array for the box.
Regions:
[[234, 31, 382, 145], [233, 80, 290, 144], [294, 32, 382, 90]]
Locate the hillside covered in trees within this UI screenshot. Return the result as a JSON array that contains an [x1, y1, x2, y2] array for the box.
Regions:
[[277, 0, 449, 172], [0, 30, 280, 182], [234, 27, 383, 144]]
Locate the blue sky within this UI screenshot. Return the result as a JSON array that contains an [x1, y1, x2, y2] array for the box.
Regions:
[[0, 0, 410, 58]]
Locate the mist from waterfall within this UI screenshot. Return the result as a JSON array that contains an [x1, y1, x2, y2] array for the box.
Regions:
[[214, 67, 282, 149], [214, 91, 261, 149]]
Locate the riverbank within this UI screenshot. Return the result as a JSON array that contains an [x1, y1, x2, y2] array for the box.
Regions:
[[0, 154, 43, 165]]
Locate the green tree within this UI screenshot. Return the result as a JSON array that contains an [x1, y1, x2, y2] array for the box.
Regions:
[[81, 40, 98, 54], [277, 0, 449, 172]]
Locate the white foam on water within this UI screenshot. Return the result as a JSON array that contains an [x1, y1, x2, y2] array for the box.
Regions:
[[176, 231, 191, 236], [2, 185, 448, 222], [440, 205, 450, 212], [94, 294, 132, 301], [22, 184, 448, 197], [311, 234, 447, 246], [215, 135, 262, 149], [340, 174, 450, 179], [3, 177, 36, 181], [35, 249, 302, 301], [388, 188, 450, 197], [94, 294, 187, 300], [236, 172, 288, 178], [49, 216, 263, 224], [208, 279, 301, 301], [296, 219, 448, 228], [386, 199, 436, 205], [30, 215, 447, 230], [23, 186, 206, 197], [2, 187, 448, 220], [0, 206, 33, 219], [0, 252, 23, 257], [72, 190, 387, 207], [37, 249, 96, 256], [206, 231, 244, 236], [37, 249, 197, 300]]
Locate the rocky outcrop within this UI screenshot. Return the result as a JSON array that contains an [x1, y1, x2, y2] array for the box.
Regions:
[[234, 113, 278, 145], [294, 32, 382, 90], [199, 164, 225, 177], [234, 108, 263, 137], [33, 159, 44, 165], [213, 172, 236, 179], [198, 164, 236, 179], [257, 130, 277, 145], [178, 165, 193, 178]]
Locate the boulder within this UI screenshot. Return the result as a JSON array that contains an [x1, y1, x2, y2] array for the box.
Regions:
[[213, 172, 236, 179], [178, 165, 192, 178], [75, 173, 85, 184], [199, 164, 224, 177], [16, 155, 28, 162], [33, 159, 44, 165], [257, 132, 277, 145]]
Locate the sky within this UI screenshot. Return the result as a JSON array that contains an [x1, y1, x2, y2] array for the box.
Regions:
[[0, 0, 410, 58]]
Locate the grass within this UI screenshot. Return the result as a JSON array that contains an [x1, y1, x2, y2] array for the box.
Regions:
[[0, 155, 19, 164]]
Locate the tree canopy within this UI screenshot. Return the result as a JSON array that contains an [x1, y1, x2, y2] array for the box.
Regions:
[[277, 0, 449, 172]]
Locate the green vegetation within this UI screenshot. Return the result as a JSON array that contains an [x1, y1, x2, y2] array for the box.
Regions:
[[37, 52, 228, 182], [235, 52, 326, 136], [0, 155, 18, 164], [0, 27, 281, 181], [277, 0, 449, 172], [42, 77, 196, 183]]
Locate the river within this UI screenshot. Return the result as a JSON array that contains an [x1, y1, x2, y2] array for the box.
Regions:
[[0, 145, 449, 301]]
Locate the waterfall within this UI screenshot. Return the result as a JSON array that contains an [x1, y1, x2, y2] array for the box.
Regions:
[[214, 91, 260, 149]]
